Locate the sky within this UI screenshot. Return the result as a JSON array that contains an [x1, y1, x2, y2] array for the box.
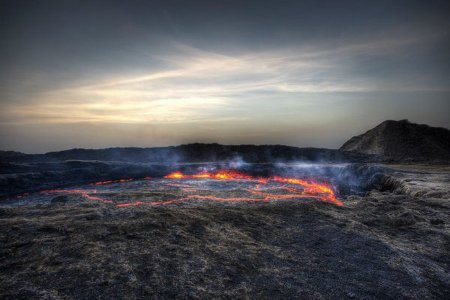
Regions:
[[0, 0, 449, 153]]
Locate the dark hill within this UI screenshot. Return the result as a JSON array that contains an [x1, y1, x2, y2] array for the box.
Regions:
[[0, 143, 374, 163], [340, 120, 450, 162]]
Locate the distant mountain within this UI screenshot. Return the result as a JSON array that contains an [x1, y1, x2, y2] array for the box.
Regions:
[[340, 120, 450, 162], [3, 120, 448, 164]]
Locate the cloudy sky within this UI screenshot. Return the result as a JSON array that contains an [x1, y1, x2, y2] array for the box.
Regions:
[[1, 0, 449, 153]]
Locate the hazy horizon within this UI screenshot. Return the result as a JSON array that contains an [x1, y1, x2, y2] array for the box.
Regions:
[[0, 118, 448, 155], [1, 0, 449, 153]]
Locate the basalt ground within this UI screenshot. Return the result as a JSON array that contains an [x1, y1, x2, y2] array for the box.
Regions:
[[0, 164, 449, 299]]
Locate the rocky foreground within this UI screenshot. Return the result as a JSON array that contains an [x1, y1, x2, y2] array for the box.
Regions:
[[0, 165, 449, 299]]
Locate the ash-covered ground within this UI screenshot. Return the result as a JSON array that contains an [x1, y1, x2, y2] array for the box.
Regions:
[[0, 163, 449, 299]]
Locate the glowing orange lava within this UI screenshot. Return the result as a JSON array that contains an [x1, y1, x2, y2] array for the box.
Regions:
[[164, 169, 254, 181], [164, 170, 342, 206], [38, 169, 342, 207]]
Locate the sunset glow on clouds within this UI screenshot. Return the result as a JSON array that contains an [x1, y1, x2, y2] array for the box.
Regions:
[[1, 0, 449, 152], [3, 36, 445, 125]]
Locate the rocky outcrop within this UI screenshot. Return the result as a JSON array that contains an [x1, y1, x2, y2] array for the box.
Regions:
[[340, 120, 450, 162]]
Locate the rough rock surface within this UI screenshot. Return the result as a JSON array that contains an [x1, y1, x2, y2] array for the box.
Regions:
[[0, 164, 449, 299], [340, 120, 450, 162]]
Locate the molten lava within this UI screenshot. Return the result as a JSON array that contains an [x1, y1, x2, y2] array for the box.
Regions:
[[164, 169, 254, 180], [164, 170, 341, 206], [37, 169, 342, 207]]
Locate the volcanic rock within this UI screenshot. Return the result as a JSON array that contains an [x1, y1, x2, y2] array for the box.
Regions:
[[340, 120, 450, 162], [51, 195, 69, 205]]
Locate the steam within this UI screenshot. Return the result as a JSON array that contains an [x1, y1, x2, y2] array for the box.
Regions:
[[165, 158, 384, 197], [1, 145, 385, 200]]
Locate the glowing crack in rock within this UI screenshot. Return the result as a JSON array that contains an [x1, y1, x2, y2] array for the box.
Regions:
[[41, 189, 113, 203], [94, 179, 133, 185], [37, 169, 342, 207], [93, 177, 151, 185]]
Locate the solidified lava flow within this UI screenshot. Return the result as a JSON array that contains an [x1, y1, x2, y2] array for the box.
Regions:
[[37, 169, 343, 207]]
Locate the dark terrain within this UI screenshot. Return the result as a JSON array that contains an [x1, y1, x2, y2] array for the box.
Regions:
[[0, 120, 449, 299], [341, 119, 450, 162], [0, 142, 375, 199]]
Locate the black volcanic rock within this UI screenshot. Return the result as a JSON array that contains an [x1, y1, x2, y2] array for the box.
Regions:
[[0, 143, 374, 164], [340, 120, 450, 162]]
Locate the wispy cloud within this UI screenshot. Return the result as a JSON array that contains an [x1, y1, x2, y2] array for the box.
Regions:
[[1, 33, 446, 125]]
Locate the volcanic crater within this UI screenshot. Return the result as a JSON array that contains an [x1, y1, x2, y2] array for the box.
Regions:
[[1, 121, 449, 299], [12, 168, 344, 209]]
